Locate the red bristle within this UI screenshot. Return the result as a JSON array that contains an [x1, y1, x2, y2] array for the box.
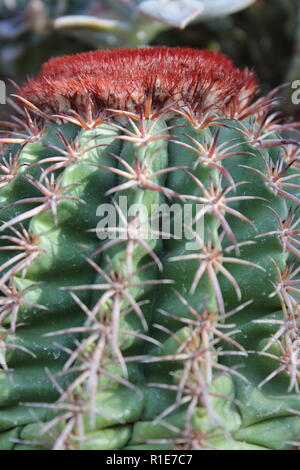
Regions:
[[20, 47, 258, 118]]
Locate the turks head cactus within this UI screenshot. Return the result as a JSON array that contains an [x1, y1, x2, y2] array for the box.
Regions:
[[0, 46, 300, 451]]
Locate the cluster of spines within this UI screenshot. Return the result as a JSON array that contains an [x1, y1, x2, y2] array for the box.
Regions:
[[0, 48, 299, 450]]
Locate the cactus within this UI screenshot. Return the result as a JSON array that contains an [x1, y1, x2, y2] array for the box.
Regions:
[[0, 46, 299, 450], [0, 0, 256, 81]]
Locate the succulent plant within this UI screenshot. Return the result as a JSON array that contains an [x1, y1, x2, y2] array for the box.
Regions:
[[0, 0, 256, 80], [0, 47, 299, 450]]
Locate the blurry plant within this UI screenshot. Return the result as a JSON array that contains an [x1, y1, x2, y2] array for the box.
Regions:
[[0, 0, 256, 78], [285, 1, 300, 118]]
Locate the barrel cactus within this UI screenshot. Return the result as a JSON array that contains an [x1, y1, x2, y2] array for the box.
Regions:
[[0, 47, 299, 450]]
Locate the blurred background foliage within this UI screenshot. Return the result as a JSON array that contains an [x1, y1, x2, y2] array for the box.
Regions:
[[0, 0, 299, 118]]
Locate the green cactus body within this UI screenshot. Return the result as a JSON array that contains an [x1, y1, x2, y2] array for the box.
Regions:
[[0, 47, 299, 450]]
